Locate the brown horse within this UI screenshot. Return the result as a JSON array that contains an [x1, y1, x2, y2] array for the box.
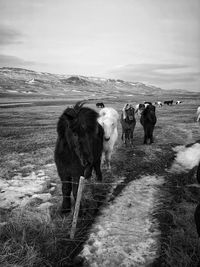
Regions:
[[54, 101, 104, 213], [120, 104, 136, 146]]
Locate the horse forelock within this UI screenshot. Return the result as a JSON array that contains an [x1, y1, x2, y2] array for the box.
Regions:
[[63, 107, 77, 119], [122, 105, 134, 120], [76, 107, 99, 134], [126, 108, 135, 119]]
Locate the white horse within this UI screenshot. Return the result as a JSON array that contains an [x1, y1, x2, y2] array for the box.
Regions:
[[98, 107, 119, 169], [197, 106, 200, 122], [154, 101, 163, 107]]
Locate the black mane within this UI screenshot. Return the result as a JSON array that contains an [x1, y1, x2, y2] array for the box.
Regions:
[[57, 103, 99, 137], [76, 106, 99, 133]]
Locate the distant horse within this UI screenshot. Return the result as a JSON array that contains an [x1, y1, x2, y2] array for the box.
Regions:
[[176, 101, 182, 104], [140, 104, 157, 144], [98, 107, 119, 169], [154, 101, 163, 107], [55, 101, 104, 213], [164, 100, 173, 105], [120, 104, 136, 146], [96, 102, 105, 108], [144, 101, 152, 105]]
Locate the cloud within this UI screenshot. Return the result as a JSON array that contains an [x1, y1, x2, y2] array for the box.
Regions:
[[0, 54, 35, 67], [106, 63, 200, 90], [0, 25, 24, 45]]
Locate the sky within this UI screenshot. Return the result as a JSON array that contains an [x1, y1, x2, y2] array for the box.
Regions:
[[0, 0, 200, 91]]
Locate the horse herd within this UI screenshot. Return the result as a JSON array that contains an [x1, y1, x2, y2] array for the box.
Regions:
[[54, 100, 200, 240], [54, 100, 158, 213], [54, 100, 200, 215]]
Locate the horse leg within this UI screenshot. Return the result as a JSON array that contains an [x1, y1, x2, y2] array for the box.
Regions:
[[150, 129, 154, 144], [84, 165, 93, 179], [125, 131, 128, 146], [121, 130, 126, 144], [143, 130, 147, 144], [61, 178, 72, 213], [121, 132, 124, 142], [94, 158, 103, 181], [105, 150, 111, 170], [130, 130, 134, 146], [150, 134, 154, 144]]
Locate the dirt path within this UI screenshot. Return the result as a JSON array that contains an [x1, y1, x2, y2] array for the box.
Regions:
[[81, 175, 164, 266]]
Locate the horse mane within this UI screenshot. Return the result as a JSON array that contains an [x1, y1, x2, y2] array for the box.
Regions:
[[122, 104, 128, 120], [77, 106, 99, 133], [142, 104, 155, 116], [57, 101, 99, 137], [122, 104, 134, 120]]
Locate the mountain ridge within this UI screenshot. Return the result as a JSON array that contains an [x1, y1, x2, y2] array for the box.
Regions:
[[0, 67, 190, 98]]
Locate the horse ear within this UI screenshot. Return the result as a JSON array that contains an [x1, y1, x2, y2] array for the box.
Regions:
[[74, 100, 87, 112]]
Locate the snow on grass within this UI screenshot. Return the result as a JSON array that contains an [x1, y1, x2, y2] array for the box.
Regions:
[[0, 170, 51, 210], [81, 175, 164, 266], [170, 143, 200, 173]]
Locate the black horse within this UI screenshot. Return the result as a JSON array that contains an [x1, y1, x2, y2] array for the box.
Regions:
[[140, 104, 157, 144], [164, 100, 173, 105], [55, 101, 104, 213], [96, 102, 105, 108]]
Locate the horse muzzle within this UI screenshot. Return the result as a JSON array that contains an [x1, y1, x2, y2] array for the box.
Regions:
[[83, 162, 92, 179], [128, 115, 134, 120]]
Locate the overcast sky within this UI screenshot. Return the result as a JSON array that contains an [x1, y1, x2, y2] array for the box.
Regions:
[[0, 0, 200, 91]]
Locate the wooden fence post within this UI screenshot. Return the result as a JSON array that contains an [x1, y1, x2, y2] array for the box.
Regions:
[[70, 176, 85, 239]]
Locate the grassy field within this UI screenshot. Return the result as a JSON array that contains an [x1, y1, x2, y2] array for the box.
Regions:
[[0, 93, 200, 266]]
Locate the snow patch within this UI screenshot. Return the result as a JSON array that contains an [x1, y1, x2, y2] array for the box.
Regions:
[[6, 90, 19, 93], [72, 89, 81, 93], [26, 78, 35, 84], [0, 171, 51, 210], [80, 175, 164, 266], [170, 143, 200, 173]]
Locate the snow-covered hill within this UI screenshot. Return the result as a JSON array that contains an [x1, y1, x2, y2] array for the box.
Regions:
[[0, 67, 189, 99]]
